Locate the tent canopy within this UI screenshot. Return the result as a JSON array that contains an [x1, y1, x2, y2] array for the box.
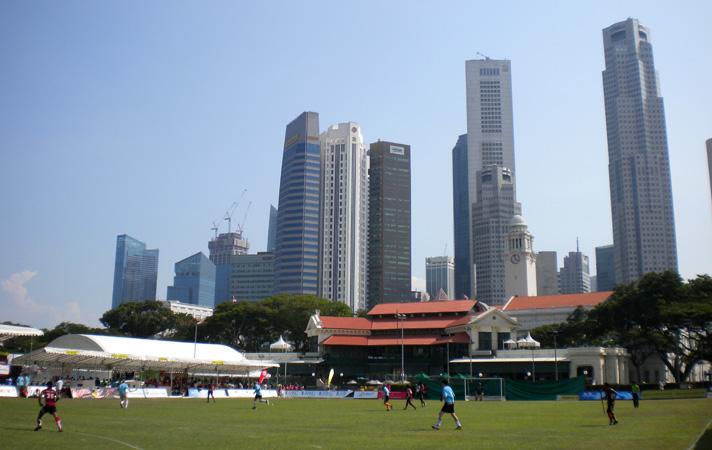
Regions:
[[12, 334, 278, 375], [269, 336, 293, 351], [0, 324, 44, 342]]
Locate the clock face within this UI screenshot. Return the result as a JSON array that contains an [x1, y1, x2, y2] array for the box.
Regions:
[[510, 254, 521, 264]]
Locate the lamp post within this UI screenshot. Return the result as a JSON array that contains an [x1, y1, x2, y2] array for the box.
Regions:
[[552, 330, 559, 381], [395, 313, 406, 382]]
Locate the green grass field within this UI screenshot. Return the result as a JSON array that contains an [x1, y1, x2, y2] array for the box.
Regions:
[[1, 397, 710, 449]]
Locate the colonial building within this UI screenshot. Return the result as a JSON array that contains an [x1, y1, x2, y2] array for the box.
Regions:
[[503, 215, 537, 298]]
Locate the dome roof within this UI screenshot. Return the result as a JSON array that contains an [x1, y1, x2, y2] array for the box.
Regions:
[[510, 215, 527, 227]]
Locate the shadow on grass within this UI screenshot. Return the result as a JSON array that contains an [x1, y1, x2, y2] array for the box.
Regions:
[[694, 426, 712, 450]]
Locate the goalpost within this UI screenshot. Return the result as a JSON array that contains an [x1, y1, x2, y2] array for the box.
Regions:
[[463, 377, 505, 401]]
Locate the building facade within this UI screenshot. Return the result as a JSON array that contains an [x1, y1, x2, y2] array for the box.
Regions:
[[229, 252, 275, 302], [367, 141, 411, 307], [208, 231, 249, 305], [471, 165, 522, 305], [602, 19, 678, 284], [275, 112, 321, 295], [162, 300, 214, 321], [452, 134, 473, 299], [559, 248, 591, 294], [267, 205, 278, 252], [426, 256, 455, 300], [112, 234, 159, 309], [503, 215, 537, 299], [595, 245, 616, 292], [318, 123, 369, 312], [536, 251, 559, 296], [465, 59, 522, 306], [166, 252, 216, 307]]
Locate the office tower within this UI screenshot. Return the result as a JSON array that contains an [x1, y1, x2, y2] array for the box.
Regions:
[[166, 252, 216, 307], [426, 256, 455, 300], [274, 112, 321, 295], [590, 276, 598, 292], [602, 19, 678, 283], [230, 252, 275, 302], [559, 245, 591, 294], [536, 251, 559, 295], [452, 134, 473, 298], [471, 166, 522, 305], [707, 139, 712, 207], [368, 141, 411, 307], [595, 244, 616, 291], [267, 205, 278, 252], [208, 231, 249, 304], [318, 123, 369, 312], [111, 234, 159, 308], [465, 58, 521, 305], [503, 215, 537, 299]]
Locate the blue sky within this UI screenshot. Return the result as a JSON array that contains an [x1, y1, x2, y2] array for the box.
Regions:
[[1, 1, 710, 328]]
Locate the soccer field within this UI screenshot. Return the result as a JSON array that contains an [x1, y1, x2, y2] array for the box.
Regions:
[[1, 397, 710, 449]]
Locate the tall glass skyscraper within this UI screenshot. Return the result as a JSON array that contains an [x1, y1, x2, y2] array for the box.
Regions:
[[452, 133, 472, 299], [274, 112, 321, 295], [166, 252, 216, 307], [208, 231, 249, 304], [595, 245, 615, 292], [267, 204, 278, 252], [111, 234, 159, 309], [465, 59, 521, 305], [426, 256, 455, 300], [559, 247, 591, 294], [368, 140, 411, 307], [602, 19, 678, 283]]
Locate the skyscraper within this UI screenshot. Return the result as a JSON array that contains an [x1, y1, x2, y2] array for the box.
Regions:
[[465, 58, 521, 305], [208, 231, 249, 304], [368, 140, 411, 307], [111, 234, 159, 309], [274, 112, 321, 295], [559, 247, 591, 294], [318, 123, 369, 312], [166, 252, 216, 307], [230, 252, 274, 302], [426, 256, 455, 300], [452, 134, 473, 299], [267, 205, 278, 252], [536, 251, 559, 295], [602, 19, 678, 283], [595, 244, 616, 292]]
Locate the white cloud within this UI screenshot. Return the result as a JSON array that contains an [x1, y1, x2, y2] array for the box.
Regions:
[[1, 271, 83, 328]]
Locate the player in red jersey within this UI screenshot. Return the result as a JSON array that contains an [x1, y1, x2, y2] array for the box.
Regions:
[[34, 381, 63, 432]]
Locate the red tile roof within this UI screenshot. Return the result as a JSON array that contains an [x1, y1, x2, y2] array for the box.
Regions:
[[369, 317, 465, 330], [502, 291, 613, 311], [318, 317, 372, 330], [367, 300, 477, 316], [322, 332, 470, 347]]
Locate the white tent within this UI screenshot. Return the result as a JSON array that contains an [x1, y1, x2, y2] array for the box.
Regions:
[[269, 336, 293, 352], [12, 334, 277, 375], [0, 324, 43, 343]]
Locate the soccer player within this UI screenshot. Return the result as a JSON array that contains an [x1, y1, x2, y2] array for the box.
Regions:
[[631, 383, 640, 408], [603, 383, 619, 425], [404, 385, 416, 410], [475, 382, 484, 401], [417, 382, 427, 407], [252, 382, 269, 409], [382, 384, 392, 411], [207, 383, 216, 403], [34, 381, 63, 432], [432, 379, 462, 431], [118, 380, 129, 409]]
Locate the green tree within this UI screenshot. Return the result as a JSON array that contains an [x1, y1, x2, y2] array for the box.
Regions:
[[100, 301, 177, 338]]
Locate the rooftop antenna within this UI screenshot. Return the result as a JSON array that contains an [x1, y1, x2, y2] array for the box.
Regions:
[[576, 237, 580, 253], [224, 189, 247, 233], [476, 52, 491, 60]]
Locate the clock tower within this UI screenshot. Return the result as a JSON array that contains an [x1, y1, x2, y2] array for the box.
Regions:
[[504, 215, 537, 299]]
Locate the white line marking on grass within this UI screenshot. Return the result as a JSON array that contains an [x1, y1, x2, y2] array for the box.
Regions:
[[687, 416, 712, 450], [74, 432, 144, 450]]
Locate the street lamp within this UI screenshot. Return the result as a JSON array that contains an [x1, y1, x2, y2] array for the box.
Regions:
[[551, 330, 560, 381], [395, 313, 407, 382]]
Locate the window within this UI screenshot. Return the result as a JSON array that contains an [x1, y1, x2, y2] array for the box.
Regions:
[[478, 332, 492, 351]]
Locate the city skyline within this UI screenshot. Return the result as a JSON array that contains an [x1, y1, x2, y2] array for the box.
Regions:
[[1, 2, 710, 327]]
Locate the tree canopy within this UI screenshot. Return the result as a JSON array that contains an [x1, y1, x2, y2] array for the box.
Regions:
[[100, 301, 177, 338]]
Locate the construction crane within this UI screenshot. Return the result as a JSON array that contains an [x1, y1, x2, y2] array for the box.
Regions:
[[224, 189, 247, 233], [476, 51, 491, 60], [211, 221, 220, 239], [236, 201, 252, 236]]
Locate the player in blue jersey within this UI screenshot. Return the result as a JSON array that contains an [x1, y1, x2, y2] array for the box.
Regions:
[[252, 382, 269, 409], [118, 380, 129, 409], [382, 384, 392, 411], [432, 379, 462, 430]]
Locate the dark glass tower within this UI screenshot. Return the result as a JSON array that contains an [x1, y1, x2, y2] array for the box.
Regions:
[[111, 234, 159, 309], [452, 134, 472, 299], [602, 19, 678, 283], [166, 252, 216, 307], [367, 141, 411, 307], [274, 112, 321, 295]]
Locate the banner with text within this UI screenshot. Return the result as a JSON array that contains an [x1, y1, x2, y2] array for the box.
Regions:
[[282, 390, 352, 398]]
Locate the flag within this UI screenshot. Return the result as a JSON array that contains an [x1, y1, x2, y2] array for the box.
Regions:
[[258, 369, 268, 384], [328, 368, 335, 386]]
